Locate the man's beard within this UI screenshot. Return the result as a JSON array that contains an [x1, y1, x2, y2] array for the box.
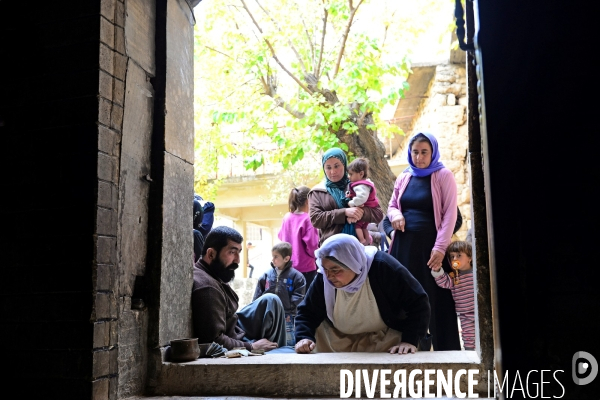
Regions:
[[209, 257, 239, 283]]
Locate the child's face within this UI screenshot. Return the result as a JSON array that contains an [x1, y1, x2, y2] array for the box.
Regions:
[[272, 251, 290, 270], [448, 251, 472, 271], [348, 169, 364, 182]]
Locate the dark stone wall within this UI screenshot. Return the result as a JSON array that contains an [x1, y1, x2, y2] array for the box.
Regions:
[[477, 0, 599, 398], [116, 0, 155, 396], [0, 0, 103, 397]]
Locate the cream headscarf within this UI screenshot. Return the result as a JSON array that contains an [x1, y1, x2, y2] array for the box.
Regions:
[[315, 234, 378, 322]]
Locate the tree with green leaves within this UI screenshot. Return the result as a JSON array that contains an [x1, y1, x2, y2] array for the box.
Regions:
[[194, 0, 449, 210]]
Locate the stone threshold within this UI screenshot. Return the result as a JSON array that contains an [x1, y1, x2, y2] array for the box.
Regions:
[[134, 397, 495, 400], [149, 351, 488, 398]]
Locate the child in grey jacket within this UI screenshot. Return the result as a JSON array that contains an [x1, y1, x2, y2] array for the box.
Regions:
[[253, 242, 306, 346]]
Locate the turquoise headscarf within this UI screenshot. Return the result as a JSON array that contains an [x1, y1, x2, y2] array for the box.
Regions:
[[322, 148, 355, 236]]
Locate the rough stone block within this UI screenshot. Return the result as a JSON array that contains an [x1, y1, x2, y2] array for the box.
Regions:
[[93, 349, 110, 378], [115, 0, 125, 28], [98, 180, 116, 209], [118, 307, 148, 397], [110, 320, 118, 346], [95, 292, 117, 320], [94, 292, 110, 320], [100, 16, 115, 48], [445, 159, 462, 173], [99, 44, 114, 75], [458, 95, 468, 106], [93, 321, 111, 349], [99, 70, 114, 100], [96, 236, 117, 265], [114, 52, 127, 81], [430, 93, 446, 108], [110, 104, 124, 131], [164, 0, 194, 163], [98, 125, 121, 156], [155, 153, 195, 346], [109, 347, 118, 374], [118, 210, 149, 293], [113, 78, 125, 106], [98, 152, 116, 182], [453, 168, 465, 185], [459, 204, 471, 221], [92, 377, 109, 400], [109, 375, 118, 400], [447, 93, 456, 106], [115, 26, 125, 55], [125, 0, 156, 75], [435, 69, 456, 83], [458, 123, 468, 138], [97, 207, 117, 236], [117, 61, 154, 295], [94, 263, 114, 292], [460, 187, 471, 204], [150, 351, 483, 397], [98, 97, 112, 126], [437, 105, 466, 125], [101, 0, 116, 23]]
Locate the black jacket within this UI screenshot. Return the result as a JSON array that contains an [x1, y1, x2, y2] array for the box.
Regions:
[[383, 206, 463, 238], [295, 251, 430, 347]]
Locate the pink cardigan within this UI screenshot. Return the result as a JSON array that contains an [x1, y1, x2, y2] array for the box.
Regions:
[[278, 211, 319, 273], [387, 168, 457, 254]]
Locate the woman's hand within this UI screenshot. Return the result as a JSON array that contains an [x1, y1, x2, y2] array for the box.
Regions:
[[388, 342, 417, 354], [344, 207, 364, 221], [427, 249, 444, 271], [295, 339, 316, 354], [391, 215, 405, 232]]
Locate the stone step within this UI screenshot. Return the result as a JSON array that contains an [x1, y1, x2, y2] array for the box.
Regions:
[[135, 397, 495, 400], [148, 350, 490, 398]]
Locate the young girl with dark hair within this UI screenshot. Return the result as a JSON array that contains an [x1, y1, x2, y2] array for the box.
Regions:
[[278, 186, 320, 288]]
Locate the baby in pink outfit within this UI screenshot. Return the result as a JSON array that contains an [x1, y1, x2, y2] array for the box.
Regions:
[[345, 158, 380, 245]]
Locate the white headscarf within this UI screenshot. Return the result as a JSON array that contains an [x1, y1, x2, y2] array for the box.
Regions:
[[315, 234, 378, 322]]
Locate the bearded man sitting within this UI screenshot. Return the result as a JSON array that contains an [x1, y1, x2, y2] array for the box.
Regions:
[[192, 226, 287, 351]]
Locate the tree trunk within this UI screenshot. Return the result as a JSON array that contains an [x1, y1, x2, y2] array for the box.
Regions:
[[334, 118, 397, 215]]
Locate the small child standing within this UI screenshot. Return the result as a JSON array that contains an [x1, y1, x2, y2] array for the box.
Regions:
[[345, 158, 380, 245], [253, 242, 306, 346], [430, 240, 475, 350]]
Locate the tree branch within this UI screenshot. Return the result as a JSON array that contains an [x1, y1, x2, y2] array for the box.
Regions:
[[204, 46, 235, 60], [199, 79, 258, 107], [380, 10, 396, 55], [253, 0, 309, 76], [239, 0, 313, 94], [333, 0, 365, 79], [301, 16, 316, 68], [357, 108, 369, 127], [316, 5, 328, 78], [273, 96, 306, 119]]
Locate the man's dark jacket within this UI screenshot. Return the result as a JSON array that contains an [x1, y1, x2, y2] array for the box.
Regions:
[[192, 260, 252, 350]]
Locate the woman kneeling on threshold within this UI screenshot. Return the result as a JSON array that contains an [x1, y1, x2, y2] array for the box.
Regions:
[[294, 234, 430, 354]]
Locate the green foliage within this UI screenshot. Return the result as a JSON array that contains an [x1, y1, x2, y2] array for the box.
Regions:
[[193, 0, 453, 194]]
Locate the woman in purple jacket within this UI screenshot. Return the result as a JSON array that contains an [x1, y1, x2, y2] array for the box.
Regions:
[[387, 132, 461, 351], [278, 186, 320, 289]]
